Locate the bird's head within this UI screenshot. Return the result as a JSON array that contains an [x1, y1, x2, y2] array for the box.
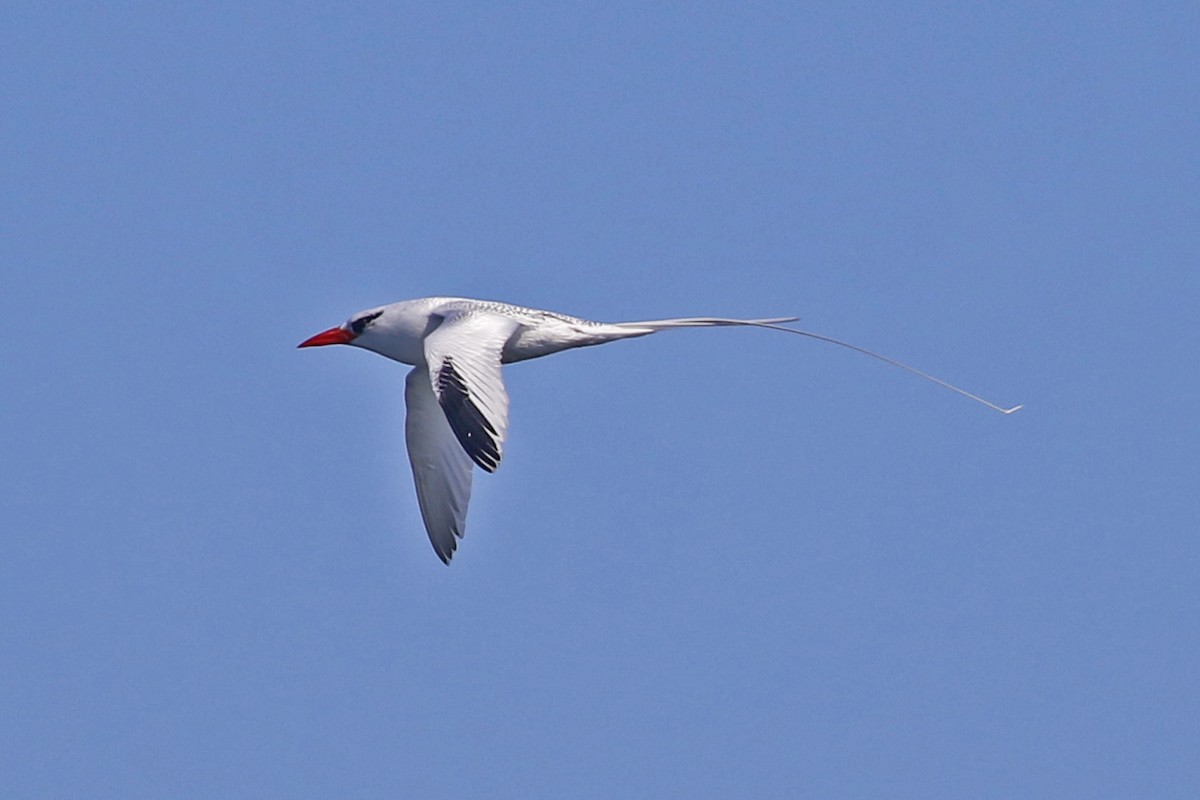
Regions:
[[298, 306, 388, 350]]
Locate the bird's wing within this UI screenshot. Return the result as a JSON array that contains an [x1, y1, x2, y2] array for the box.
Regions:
[[422, 310, 521, 473], [404, 366, 475, 564]]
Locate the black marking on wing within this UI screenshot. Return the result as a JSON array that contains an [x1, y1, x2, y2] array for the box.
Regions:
[[436, 357, 501, 472]]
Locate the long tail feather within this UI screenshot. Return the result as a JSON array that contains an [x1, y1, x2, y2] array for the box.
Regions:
[[614, 316, 1022, 415], [615, 316, 801, 332]]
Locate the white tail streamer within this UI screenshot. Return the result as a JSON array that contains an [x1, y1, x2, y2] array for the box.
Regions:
[[617, 316, 1022, 415]]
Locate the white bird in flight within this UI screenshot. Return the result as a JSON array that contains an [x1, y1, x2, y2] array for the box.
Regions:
[[300, 297, 1020, 563]]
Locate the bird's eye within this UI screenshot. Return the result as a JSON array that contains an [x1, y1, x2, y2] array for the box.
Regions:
[[350, 310, 384, 335]]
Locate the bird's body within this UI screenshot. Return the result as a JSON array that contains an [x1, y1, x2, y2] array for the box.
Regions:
[[300, 296, 1019, 563], [329, 296, 783, 364]]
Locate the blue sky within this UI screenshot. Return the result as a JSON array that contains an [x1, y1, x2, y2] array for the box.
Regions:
[[3, 3, 1198, 797]]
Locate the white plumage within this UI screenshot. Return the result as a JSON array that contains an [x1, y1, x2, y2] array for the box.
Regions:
[[300, 296, 1018, 563]]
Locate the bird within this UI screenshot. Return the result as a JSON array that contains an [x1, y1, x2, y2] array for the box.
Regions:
[[299, 296, 1020, 563]]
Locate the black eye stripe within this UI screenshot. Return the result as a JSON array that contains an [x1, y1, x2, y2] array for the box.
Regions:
[[350, 310, 384, 334]]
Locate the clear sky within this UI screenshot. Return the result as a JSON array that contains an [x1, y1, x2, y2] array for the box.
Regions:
[[3, 3, 1198, 798]]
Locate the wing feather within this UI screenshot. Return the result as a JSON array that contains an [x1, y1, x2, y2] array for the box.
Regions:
[[404, 366, 474, 564], [423, 312, 521, 473]]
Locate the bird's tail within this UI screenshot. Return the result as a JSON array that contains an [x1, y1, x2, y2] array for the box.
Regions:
[[611, 316, 802, 334], [608, 316, 1022, 415]]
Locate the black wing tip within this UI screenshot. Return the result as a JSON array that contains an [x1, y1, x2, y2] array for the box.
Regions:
[[436, 357, 503, 471], [432, 532, 458, 564], [453, 424, 501, 471]]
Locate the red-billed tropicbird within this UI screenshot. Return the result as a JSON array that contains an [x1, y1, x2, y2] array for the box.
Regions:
[[300, 297, 1019, 563]]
